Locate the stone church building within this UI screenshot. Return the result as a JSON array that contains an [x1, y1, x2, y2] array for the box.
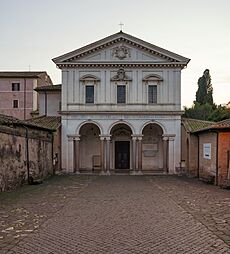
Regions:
[[53, 31, 190, 174]]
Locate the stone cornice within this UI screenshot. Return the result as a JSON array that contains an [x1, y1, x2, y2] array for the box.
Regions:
[[60, 111, 184, 116], [56, 62, 187, 69]]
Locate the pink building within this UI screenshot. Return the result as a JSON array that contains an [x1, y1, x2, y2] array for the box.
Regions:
[[0, 72, 53, 120]]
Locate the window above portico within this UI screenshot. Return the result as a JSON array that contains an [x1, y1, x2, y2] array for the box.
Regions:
[[143, 74, 163, 104], [80, 75, 100, 104], [111, 68, 132, 104]]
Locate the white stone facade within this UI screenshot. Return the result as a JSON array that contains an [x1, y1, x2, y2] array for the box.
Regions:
[[53, 31, 190, 174]]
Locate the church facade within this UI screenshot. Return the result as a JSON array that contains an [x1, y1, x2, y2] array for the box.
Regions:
[[53, 31, 190, 174]]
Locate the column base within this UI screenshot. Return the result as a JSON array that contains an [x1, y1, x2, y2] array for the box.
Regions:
[[74, 170, 81, 175], [130, 170, 143, 175], [100, 171, 111, 175]]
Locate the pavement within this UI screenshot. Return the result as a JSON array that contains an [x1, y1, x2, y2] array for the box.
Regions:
[[0, 175, 230, 253]]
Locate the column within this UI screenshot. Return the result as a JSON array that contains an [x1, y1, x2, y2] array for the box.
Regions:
[[73, 135, 80, 173], [100, 137, 105, 173], [162, 136, 168, 173], [168, 136, 175, 174], [137, 136, 143, 173], [105, 136, 111, 174], [131, 135, 137, 172], [67, 136, 74, 173]]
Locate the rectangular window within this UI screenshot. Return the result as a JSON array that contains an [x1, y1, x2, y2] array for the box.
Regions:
[[85, 85, 94, 103], [117, 85, 126, 104], [12, 83, 20, 91], [148, 85, 157, 103], [13, 100, 19, 108], [203, 143, 211, 159]]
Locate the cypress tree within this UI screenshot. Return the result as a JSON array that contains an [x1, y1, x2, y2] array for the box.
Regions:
[[195, 69, 213, 105]]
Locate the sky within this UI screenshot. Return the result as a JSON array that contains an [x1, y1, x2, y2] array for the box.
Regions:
[[0, 0, 230, 107]]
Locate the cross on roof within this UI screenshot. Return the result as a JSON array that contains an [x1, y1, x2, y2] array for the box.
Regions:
[[119, 22, 124, 31]]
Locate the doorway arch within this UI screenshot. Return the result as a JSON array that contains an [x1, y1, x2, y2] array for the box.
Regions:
[[110, 123, 133, 171]]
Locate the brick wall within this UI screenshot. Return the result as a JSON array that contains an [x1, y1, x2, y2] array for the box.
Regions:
[[198, 132, 217, 182], [0, 125, 53, 191], [218, 132, 230, 186]]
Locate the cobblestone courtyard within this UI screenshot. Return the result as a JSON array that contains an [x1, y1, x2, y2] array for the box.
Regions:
[[0, 175, 230, 253]]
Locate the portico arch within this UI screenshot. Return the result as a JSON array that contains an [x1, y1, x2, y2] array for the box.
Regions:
[[110, 123, 133, 171], [78, 123, 101, 172], [76, 120, 103, 135], [108, 120, 135, 135], [141, 123, 164, 172], [140, 120, 166, 135]]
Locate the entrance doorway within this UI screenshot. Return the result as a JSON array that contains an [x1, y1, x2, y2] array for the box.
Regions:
[[115, 141, 130, 169]]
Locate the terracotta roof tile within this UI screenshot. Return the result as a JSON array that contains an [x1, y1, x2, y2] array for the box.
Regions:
[[0, 71, 48, 78], [35, 84, 61, 92], [182, 118, 214, 132], [25, 116, 61, 130], [0, 114, 58, 131], [191, 118, 230, 133]]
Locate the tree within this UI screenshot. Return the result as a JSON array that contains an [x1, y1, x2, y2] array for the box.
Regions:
[[183, 103, 213, 121], [195, 69, 213, 105], [208, 105, 230, 122], [183, 69, 230, 121]]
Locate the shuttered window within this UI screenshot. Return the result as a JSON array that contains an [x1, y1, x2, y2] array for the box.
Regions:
[[148, 85, 157, 103], [86, 85, 94, 103], [117, 85, 126, 103]]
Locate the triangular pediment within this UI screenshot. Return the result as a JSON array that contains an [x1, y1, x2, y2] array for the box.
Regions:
[[53, 31, 190, 68]]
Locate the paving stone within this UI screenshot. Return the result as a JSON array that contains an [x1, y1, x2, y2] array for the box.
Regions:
[[0, 175, 230, 253]]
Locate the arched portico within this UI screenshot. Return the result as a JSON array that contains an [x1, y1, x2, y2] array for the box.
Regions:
[[66, 119, 176, 175]]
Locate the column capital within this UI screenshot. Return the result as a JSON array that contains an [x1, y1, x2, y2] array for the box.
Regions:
[[67, 135, 75, 141], [131, 135, 138, 141], [99, 134, 111, 140], [132, 134, 143, 141], [68, 134, 81, 141], [137, 136, 143, 141], [162, 134, 175, 141]]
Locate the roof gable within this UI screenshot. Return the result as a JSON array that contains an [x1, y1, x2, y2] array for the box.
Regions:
[[53, 31, 190, 68]]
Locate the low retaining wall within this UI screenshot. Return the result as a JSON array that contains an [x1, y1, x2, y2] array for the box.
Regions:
[[0, 124, 53, 191]]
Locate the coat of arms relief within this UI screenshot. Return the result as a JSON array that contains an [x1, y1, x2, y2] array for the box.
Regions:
[[112, 45, 131, 60]]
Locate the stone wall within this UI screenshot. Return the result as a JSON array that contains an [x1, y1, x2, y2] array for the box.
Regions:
[[181, 125, 198, 177], [0, 124, 53, 191]]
